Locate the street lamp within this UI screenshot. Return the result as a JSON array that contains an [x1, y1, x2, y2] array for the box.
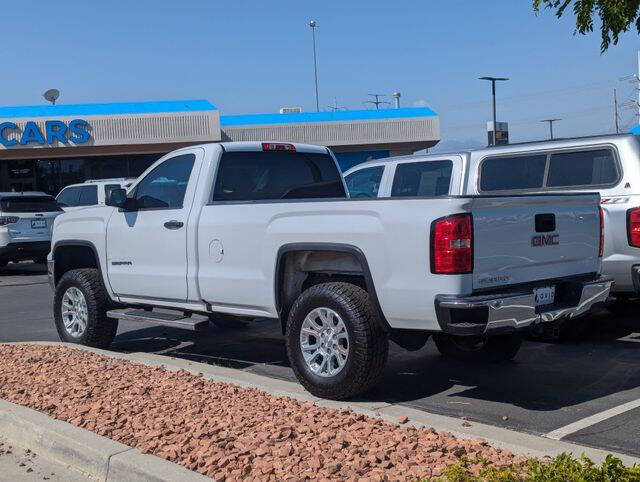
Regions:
[[308, 20, 319, 112], [479, 76, 509, 146], [541, 118, 561, 140]]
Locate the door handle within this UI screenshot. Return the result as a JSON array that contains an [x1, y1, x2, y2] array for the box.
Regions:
[[164, 220, 184, 230]]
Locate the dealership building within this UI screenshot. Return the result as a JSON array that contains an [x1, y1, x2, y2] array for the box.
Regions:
[[0, 99, 440, 195]]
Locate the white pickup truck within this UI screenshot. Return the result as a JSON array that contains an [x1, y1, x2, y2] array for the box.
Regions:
[[48, 141, 611, 399]]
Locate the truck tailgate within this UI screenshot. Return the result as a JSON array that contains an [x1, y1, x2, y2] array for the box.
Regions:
[[471, 194, 601, 291]]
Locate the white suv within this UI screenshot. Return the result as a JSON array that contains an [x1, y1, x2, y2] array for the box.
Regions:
[[56, 179, 135, 211], [0, 192, 63, 267]]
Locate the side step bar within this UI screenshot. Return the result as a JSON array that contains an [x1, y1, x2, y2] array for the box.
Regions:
[[107, 309, 209, 331]]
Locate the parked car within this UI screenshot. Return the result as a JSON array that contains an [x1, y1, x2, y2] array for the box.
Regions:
[[0, 192, 63, 267], [56, 178, 135, 211], [344, 134, 640, 315], [48, 142, 611, 399]]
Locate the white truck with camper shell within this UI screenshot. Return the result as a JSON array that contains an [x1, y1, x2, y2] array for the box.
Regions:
[[48, 141, 611, 399], [56, 178, 135, 211], [344, 133, 637, 316]]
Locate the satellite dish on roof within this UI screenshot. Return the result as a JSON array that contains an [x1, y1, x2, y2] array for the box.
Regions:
[[43, 89, 60, 105]]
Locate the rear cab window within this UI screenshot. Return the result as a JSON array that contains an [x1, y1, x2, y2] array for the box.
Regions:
[[345, 166, 384, 198], [213, 150, 345, 201], [391, 160, 453, 197], [0, 196, 62, 213], [479, 147, 620, 192]]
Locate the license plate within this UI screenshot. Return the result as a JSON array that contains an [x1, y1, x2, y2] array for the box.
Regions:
[[534, 286, 555, 306], [31, 219, 46, 229]]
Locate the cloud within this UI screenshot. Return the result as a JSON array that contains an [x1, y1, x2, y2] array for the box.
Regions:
[[412, 99, 426, 107]]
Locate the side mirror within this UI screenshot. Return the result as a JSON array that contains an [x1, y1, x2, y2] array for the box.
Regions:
[[105, 188, 128, 209]]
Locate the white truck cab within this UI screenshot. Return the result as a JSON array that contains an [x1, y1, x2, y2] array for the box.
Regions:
[[48, 141, 611, 399]]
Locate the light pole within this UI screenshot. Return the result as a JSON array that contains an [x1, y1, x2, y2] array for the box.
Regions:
[[541, 118, 561, 140], [479, 76, 508, 146], [308, 20, 319, 112]]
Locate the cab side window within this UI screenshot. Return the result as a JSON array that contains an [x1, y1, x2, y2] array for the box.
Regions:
[[104, 184, 121, 200], [77, 186, 98, 206], [391, 161, 453, 197], [56, 187, 81, 207], [345, 167, 384, 198], [134, 154, 196, 210]]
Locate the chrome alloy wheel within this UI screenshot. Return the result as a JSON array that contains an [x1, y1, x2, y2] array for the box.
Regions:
[[61, 287, 88, 338], [299, 307, 350, 377]]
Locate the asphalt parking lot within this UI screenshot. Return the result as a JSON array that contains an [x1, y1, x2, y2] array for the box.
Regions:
[[2, 263, 640, 458]]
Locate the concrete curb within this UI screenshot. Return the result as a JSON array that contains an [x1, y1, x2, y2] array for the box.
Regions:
[[0, 398, 208, 481], [5, 341, 640, 469]]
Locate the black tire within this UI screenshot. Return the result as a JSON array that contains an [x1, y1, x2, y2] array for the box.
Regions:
[[607, 297, 638, 319], [433, 332, 522, 362], [53, 268, 118, 348], [208, 314, 249, 330], [285, 282, 388, 400]]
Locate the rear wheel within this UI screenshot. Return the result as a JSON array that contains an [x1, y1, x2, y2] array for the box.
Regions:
[[608, 297, 638, 319], [433, 332, 522, 362], [54, 268, 118, 348], [285, 282, 388, 400]]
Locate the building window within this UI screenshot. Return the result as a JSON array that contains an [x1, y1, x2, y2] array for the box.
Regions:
[[0, 153, 163, 196]]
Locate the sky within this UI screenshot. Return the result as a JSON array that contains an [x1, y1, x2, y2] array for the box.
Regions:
[[2, 1, 639, 149]]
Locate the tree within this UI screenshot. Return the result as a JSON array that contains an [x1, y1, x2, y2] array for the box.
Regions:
[[533, 0, 640, 52]]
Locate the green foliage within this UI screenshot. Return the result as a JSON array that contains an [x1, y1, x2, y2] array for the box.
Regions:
[[533, 0, 640, 52], [441, 452, 640, 481]]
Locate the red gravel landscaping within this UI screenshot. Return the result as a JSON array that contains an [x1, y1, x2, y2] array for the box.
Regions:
[[0, 344, 528, 480]]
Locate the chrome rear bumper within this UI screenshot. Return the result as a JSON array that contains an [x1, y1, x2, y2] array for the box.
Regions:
[[435, 275, 613, 336]]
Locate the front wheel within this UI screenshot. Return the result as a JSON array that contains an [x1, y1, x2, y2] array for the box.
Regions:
[[53, 268, 118, 348], [433, 332, 522, 362], [285, 282, 388, 400]]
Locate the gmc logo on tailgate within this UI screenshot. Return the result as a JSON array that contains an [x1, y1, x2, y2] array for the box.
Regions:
[[531, 234, 559, 247]]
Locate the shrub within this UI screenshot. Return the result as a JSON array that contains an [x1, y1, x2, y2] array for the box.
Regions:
[[441, 453, 640, 481]]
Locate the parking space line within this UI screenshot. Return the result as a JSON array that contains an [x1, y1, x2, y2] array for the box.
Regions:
[[544, 399, 640, 440]]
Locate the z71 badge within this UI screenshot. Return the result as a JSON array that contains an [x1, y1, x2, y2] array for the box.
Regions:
[[531, 234, 559, 247]]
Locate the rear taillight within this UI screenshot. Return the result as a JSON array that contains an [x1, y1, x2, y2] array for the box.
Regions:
[[431, 213, 473, 274], [599, 207, 604, 257], [0, 216, 19, 226], [262, 142, 296, 152], [627, 207, 640, 247]]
